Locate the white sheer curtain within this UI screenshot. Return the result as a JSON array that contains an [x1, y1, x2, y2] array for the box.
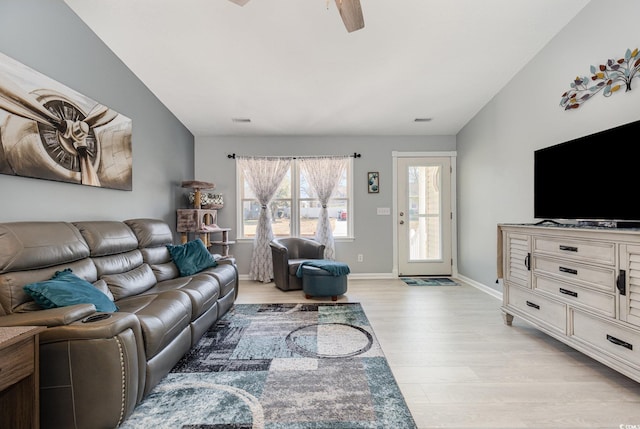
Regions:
[[237, 156, 292, 283], [299, 156, 349, 260]]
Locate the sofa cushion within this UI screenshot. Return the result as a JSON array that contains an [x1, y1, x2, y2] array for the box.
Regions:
[[115, 290, 192, 358], [141, 247, 180, 282], [92, 250, 144, 277], [0, 222, 89, 274], [125, 219, 174, 248], [93, 279, 115, 301], [102, 264, 157, 301], [166, 239, 217, 277], [0, 258, 98, 316], [73, 221, 139, 257], [23, 269, 117, 312], [149, 263, 180, 282], [200, 263, 237, 298], [141, 246, 172, 265], [150, 275, 220, 320]]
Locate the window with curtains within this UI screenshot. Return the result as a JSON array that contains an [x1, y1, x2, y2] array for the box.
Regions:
[[238, 159, 353, 239]]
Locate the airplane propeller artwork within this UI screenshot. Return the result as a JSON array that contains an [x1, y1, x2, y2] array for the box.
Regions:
[[0, 78, 118, 186]]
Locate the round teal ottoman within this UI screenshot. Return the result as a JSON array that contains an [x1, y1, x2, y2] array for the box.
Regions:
[[301, 265, 348, 301]]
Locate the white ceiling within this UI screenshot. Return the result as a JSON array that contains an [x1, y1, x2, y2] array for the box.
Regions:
[[64, 0, 590, 137]]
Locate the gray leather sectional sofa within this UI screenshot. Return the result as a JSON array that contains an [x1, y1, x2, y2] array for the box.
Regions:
[[0, 218, 238, 429]]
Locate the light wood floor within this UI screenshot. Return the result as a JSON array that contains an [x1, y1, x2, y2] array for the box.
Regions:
[[236, 278, 640, 429]]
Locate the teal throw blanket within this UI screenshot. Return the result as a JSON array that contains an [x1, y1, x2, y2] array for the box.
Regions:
[[296, 260, 351, 277]]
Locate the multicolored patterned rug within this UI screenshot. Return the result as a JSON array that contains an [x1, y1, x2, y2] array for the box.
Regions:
[[400, 277, 460, 286], [120, 303, 416, 429]]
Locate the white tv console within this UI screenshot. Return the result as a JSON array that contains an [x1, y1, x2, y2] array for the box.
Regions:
[[498, 223, 640, 382]]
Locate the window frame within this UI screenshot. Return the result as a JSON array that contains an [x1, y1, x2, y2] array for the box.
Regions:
[[236, 158, 354, 240]]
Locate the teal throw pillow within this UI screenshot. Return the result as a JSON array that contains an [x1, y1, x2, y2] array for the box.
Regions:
[[23, 269, 118, 312], [167, 238, 217, 277]]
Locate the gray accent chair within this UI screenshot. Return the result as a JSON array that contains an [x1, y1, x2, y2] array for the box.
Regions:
[[270, 237, 326, 291]]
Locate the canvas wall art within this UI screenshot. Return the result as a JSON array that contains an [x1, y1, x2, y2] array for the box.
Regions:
[[367, 171, 379, 193], [0, 51, 132, 190]]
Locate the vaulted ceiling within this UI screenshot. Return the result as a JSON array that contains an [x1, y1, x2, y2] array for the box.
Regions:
[[64, 0, 590, 136]]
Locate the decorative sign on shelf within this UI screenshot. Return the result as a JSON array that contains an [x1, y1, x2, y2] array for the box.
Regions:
[[560, 48, 640, 110]]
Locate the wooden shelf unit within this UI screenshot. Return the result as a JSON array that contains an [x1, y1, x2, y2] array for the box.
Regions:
[[176, 209, 234, 257]]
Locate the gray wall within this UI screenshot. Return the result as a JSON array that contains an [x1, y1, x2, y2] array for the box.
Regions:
[[0, 0, 194, 226], [457, 0, 640, 292], [194, 136, 455, 275]]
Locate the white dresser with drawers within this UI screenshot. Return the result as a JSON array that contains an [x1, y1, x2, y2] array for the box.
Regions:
[[498, 223, 640, 382]]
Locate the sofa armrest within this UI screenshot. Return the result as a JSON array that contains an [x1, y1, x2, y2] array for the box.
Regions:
[[216, 256, 237, 266], [39, 311, 141, 343], [37, 312, 146, 428], [0, 304, 96, 327]]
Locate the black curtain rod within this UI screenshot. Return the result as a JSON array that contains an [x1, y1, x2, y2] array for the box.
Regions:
[[227, 153, 362, 159]]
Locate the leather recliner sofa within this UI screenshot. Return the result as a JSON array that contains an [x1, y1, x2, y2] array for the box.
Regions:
[[0, 218, 238, 429]]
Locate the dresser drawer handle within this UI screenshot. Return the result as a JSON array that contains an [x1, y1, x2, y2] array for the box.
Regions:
[[559, 288, 578, 297], [559, 266, 578, 275], [617, 269, 626, 296], [559, 245, 578, 252], [606, 334, 633, 350], [526, 301, 540, 310]]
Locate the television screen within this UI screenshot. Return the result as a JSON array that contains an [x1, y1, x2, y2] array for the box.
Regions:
[[534, 119, 640, 222]]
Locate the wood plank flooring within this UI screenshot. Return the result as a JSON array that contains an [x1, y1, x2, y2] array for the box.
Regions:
[[235, 278, 640, 429]]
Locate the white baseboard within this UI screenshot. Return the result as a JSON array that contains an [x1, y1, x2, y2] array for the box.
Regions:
[[347, 272, 397, 280], [238, 274, 269, 282], [239, 272, 504, 300], [239, 272, 397, 282], [456, 274, 502, 300]]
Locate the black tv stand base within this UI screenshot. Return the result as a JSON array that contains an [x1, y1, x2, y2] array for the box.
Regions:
[[535, 219, 562, 226]]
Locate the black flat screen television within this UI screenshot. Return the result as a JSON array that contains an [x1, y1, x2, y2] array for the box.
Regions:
[[534, 119, 640, 224]]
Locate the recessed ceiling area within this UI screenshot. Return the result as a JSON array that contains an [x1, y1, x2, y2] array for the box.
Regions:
[[64, 0, 590, 136]]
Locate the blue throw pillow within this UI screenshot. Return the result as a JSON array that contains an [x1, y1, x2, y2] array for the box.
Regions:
[[23, 269, 118, 312], [166, 238, 217, 277]]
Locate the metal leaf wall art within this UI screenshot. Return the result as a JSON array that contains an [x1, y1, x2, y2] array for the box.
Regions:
[[560, 48, 640, 110]]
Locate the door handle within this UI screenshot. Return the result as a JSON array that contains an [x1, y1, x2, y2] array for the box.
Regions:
[[399, 220, 405, 225]]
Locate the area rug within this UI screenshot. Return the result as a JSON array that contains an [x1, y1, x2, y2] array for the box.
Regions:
[[120, 303, 417, 429], [401, 277, 459, 286]]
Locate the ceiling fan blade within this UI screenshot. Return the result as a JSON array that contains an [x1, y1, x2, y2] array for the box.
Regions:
[[335, 0, 365, 33], [227, 0, 250, 6]]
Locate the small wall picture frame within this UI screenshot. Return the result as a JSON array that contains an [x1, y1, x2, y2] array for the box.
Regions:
[[367, 172, 379, 193]]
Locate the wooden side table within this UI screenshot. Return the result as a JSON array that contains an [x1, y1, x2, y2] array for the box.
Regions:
[[0, 326, 45, 429]]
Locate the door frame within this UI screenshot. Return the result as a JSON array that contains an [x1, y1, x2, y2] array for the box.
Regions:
[[392, 151, 458, 277]]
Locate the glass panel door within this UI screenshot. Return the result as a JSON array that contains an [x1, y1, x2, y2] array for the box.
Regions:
[[398, 157, 452, 276]]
